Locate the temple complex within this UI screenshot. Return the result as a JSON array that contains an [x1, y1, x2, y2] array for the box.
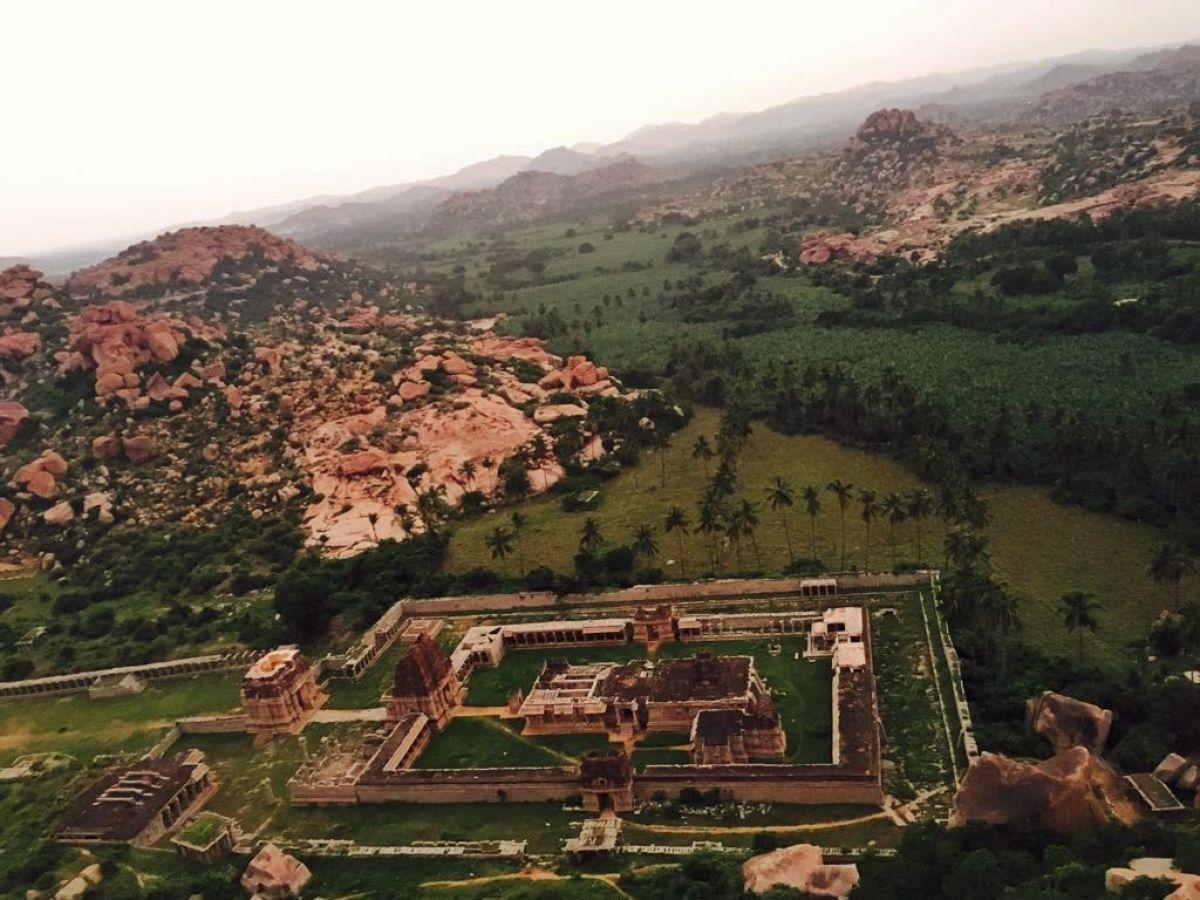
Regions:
[[518, 652, 779, 739], [241, 647, 326, 733], [59, 750, 216, 846], [384, 634, 463, 725]]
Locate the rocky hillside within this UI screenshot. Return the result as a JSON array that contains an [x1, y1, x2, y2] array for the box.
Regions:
[[0, 226, 680, 567]]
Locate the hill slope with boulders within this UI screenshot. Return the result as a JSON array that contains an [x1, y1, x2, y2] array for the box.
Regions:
[[0, 225, 683, 573]]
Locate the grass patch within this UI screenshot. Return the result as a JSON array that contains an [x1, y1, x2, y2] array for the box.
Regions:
[[0, 673, 242, 765], [415, 717, 576, 769], [448, 407, 1197, 667]]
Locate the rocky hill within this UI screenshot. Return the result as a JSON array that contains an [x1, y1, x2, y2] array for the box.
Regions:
[[430, 157, 664, 232], [0, 226, 679, 566]]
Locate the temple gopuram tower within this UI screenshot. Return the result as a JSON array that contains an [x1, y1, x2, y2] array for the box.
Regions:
[[384, 634, 463, 726]]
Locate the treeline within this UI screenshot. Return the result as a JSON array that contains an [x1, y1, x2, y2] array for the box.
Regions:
[[812, 199, 1200, 344], [667, 342, 1200, 533]]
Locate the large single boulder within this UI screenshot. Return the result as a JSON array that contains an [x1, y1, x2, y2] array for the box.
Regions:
[[743, 844, 859, 898], [952, 749, 1113, 834], [1026, 691, 1113, 755], [43, 501, 74, 526], [122, 435, 156, 464], [0, 401, 29, 447], [240, 843, 312, 898], [0, 497, 15, 531]]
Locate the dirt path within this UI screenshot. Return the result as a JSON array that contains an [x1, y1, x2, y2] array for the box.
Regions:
[[421, 869, 631, 898], [310, 707, 387, 723], [626, 809, 889, 835]]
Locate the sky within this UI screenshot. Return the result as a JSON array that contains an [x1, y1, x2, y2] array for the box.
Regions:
[[6, 0, 1200, 255]]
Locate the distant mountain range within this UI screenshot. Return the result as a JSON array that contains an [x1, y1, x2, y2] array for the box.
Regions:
[[14, 38, 1200, 270]]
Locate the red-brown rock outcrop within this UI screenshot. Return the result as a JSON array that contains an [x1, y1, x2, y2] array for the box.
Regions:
[[952, 748, 1117, 834], [743, 844, 859, 898], [64, 225, 323, 298], [1026, 691, 1113, 756], [0, 401, 29, 447]]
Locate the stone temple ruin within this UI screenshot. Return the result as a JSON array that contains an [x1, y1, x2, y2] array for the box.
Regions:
[[240, 646, 326, 734], [58, 750, 216, 846], [288, 599, 884, 808]]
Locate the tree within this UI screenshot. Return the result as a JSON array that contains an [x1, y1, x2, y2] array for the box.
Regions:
[[859, 489, 878, 572], [416, 484, 450, 534], [881, 492, 908, 568], [697, 497, 723, 571], [527, 435, 552, 491], [458, 459, 477, 488], [652, 430, 672, 487], [579, 517, 604, 552], [801, 485, 822, 561], [827, 479, 854, 571], [664, 506, 690, 578], [738, 499, 762, 568], [633, 524, 660, 564], [764, 477, 796, 563], [486, 526, 515, 573], [1059, 590, 1101, 664], [906, 487, 933, 565], [692, 435, 716, 476], [1148, 541, 1196, 610], [509, 510, 527, 571]]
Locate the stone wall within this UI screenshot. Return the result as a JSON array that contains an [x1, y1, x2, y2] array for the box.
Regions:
[[0, 650, 257, 701], [636, 766, 884, 805], [404, 573, 932, 617], [176, 714, 251, 734]]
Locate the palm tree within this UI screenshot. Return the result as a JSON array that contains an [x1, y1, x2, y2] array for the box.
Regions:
[[509, 510, 527, 572], [982, 588, 1022, 678], [764, 477, 796, 563], [906, 487, 933, 565], [416, 484, 449, 534], [827, 480, 854, 571], [458, 459, 477, 489], [881, 492, 907, 569], [1148, 541, 1197, 610], [664, 506, 690, 578], [653, 431, 672, 487], [697, 498, 723, 571], [859, 489, 878, 572], [486, 526, 514, 573], [725, 506, 749, 569], [801, 485, 822, 561], [527, 434, 552, 491], [739, 499, 762, 568], [1059, 590, 1101, 665], [692, 435, 716, 476], [579, 517, 604, 553], [633, 524, 660, 564]]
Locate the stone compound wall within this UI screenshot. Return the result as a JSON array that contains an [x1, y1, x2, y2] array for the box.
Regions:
[[290, 764, 882, 807], [403, 573, 932, 617]]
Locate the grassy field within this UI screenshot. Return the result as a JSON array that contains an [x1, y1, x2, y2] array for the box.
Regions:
[[447, 408, 1196, 666], [414, 717, 612, 769], [0, 672, 242, 765], [872, 596, 956, 803]]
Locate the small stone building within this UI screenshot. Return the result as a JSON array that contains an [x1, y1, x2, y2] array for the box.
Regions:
[[384, 634, 463, 725], [579, 751, 634, 812], [241, 647, 326, 733], [632, 605, 675, 646], [58, 750, 216, 846], [691, 709, 787, 765]]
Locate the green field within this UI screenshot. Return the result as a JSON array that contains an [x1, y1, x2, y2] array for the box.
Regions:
[[0, 673, 242, 765], [447, 408, 1196, 666], [414, 716, 612, 769]]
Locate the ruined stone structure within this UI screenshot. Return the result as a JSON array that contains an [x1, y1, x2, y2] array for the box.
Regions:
[[632, 605, 674, 646], [59, 750, 216, 846], [580, 751, 635, 812], [384, 634, 463, 725], [691, 709, 787, 765], [241, 647, 325, 733], [518, 653, 776, 739]]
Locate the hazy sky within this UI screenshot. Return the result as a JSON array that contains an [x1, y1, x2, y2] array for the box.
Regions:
[[6, 0, 1200, 255]]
